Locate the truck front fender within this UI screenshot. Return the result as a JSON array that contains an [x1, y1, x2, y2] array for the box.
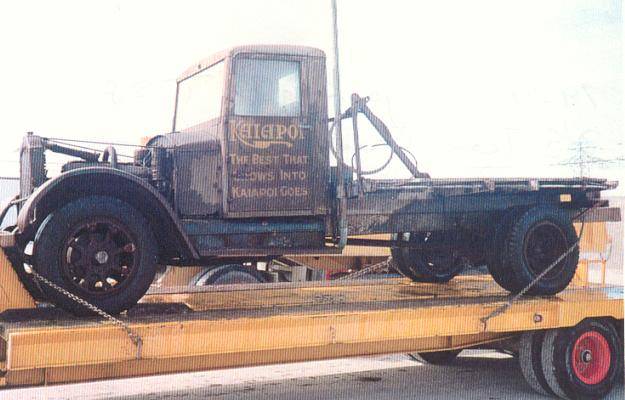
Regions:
[[17, 167, 198, 261]]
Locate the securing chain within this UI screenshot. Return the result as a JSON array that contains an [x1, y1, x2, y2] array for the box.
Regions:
[[335, 253, 477, 282], [26, 268, 143, 359], [480, 206, 593, 330], [335, 256, 394, 280]]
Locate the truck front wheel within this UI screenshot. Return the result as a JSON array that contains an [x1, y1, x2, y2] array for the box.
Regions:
[[32, 196, 158, 315]]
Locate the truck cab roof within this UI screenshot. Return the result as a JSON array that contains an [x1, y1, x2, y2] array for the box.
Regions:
[[177, 45, 326, 83]]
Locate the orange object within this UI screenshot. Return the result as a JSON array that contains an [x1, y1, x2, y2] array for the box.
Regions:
[[573, 222, 612, 286]]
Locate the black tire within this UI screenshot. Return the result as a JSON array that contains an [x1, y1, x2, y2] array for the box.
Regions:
[[413, 349, 462, 365], [390, 233, 419, 281], [32, 196, 158, 315], [519, 330, 555, 396], [505, 206, 579, 295], [391, 232, 466, 283], [541, 319, 623, 400], [193, 264, 266, 286], [486, 210, 524, 292]]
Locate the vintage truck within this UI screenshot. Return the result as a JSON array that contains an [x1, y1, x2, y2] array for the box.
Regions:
[[0, 45, 618, 315]]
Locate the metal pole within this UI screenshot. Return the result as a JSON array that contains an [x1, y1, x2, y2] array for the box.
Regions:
[[331, 0, 348, 248]]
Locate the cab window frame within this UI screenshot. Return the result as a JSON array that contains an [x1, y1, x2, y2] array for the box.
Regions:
[[231, 56, 303, 118], [174, 59, 225, 132]]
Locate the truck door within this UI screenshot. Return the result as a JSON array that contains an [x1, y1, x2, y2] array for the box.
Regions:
[[224, 53, 329, 217]]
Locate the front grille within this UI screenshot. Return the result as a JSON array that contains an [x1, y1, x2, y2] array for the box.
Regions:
[[19, 135, 47, 200]]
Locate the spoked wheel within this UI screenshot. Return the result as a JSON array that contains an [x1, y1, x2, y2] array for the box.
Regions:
[[33, 196, 158, 315], [391, 232, 467, 283], [62, 218, 138, 296]]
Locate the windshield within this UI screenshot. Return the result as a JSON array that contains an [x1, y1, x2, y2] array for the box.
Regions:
[[175, 60, 225, 131], [234, 58, 301, 117]]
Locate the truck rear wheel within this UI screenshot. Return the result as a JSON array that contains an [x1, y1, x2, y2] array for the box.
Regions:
[[541, 319, 623, 400], [504, 206, 579, 295], [486, 210, 523, 292], [391, 232, 466, 283], [32, 196, 158, 315]]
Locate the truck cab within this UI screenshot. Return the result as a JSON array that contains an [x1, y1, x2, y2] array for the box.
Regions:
[[169, 45, 330, 219]]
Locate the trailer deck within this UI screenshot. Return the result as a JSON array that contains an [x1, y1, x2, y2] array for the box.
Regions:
[[0, 252, 621, 390]]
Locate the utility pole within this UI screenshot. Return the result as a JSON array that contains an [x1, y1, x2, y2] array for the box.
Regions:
[[576, 141, 585, 177], [556, 140, 624, 178], [331, 0, 348, 247], [559, 140, 597, 178]]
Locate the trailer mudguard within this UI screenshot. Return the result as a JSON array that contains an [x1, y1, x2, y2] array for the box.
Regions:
[[16, 167, 198, 261]]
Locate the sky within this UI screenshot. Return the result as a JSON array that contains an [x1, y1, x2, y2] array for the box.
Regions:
[[0, 0, 623, 192]]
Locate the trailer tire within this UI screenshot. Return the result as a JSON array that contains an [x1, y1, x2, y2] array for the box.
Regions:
[[32, 196, 158, 316], [541, 320, 623, 400], [505, 206, 579, 295], [486, 210, 524, 292], [413, 349, 462, 365], [519, 330, 555, 396]]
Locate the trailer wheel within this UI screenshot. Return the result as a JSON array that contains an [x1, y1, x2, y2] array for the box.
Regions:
[[541, 320, 623, 400], [391, 232, 466, 283], [519, 330, 555, 396], [32, 196, 158, 315], [486, 210, 523, 292], [412, 349, 462, 365], [505, 206, 578, 295], [193, 264, 266, 286]]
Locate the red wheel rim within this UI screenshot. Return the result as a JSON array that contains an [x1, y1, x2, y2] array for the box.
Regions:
[[572, 331, 611, 385]]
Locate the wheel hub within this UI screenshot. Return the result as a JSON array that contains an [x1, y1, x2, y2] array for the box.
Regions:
[[61, 218, 138, 295], [523, 221, 568, 278], [94, 250, 109, 265], [572, 331, 611, 385], [580, 349, 592, 363]]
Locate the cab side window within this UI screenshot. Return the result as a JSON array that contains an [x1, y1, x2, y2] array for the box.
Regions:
[[234, 59, 301, 117], [176, 61, 225, 131]]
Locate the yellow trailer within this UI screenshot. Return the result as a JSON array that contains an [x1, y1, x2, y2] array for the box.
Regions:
[[0, 252, 622, 399]]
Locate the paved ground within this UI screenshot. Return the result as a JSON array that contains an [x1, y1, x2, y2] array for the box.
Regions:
[[8, 351, 623, 400]]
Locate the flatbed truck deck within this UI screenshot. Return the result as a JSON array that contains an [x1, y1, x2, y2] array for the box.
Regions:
[[0, 254, 622, 398]]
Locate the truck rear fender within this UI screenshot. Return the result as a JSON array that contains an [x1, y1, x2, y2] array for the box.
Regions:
[[16, 167, 198, 261]]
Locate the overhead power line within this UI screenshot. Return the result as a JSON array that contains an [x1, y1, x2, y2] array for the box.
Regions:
[[556, 140, 624, 176]]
